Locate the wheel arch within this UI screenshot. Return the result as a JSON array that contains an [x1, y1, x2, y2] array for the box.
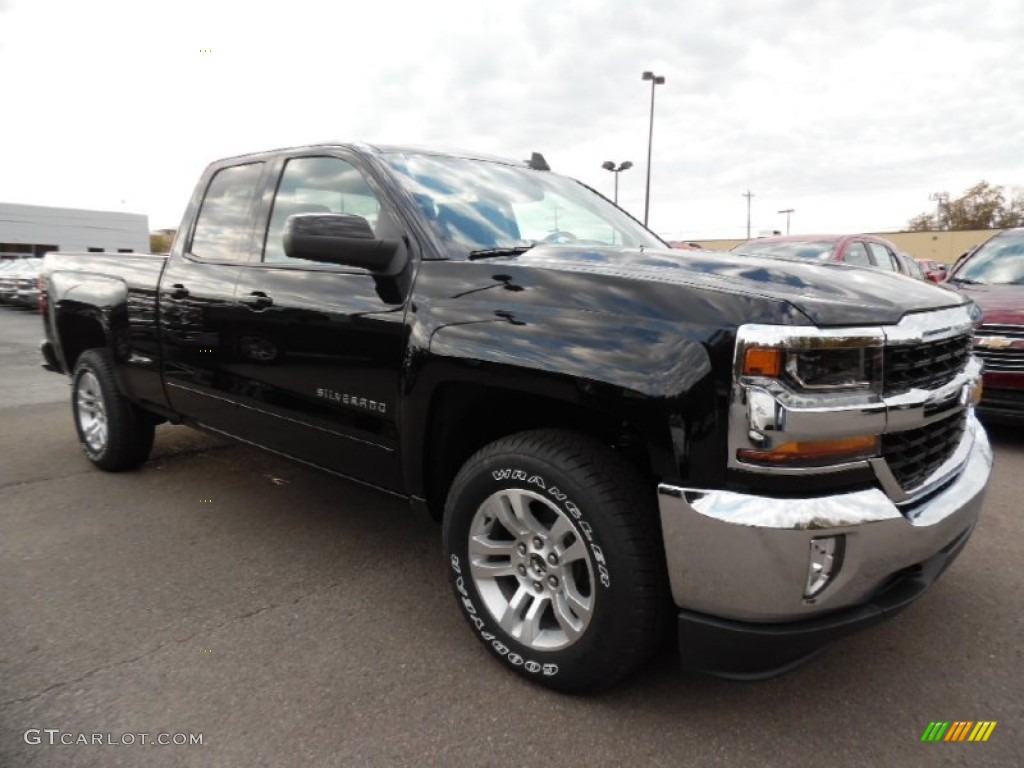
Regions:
[[56, 307, 109, 372], [413, 377, 667, 522]]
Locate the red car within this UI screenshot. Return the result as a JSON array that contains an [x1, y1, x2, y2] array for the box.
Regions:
[[947, 227, 1024, 422], [732, 234, 922, 278], [917, 259, 948, 283]]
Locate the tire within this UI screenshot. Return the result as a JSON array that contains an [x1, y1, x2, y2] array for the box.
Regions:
[[442, 429, 670, 693], [71, 349, 155, 471]]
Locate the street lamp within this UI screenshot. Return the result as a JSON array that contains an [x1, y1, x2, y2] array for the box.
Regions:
[[601, 160, 633, 204], [778, 208, 795, 235], [929, 192, 948, 230], [742, 190, 754, 239], [641, 70, 665, 227]]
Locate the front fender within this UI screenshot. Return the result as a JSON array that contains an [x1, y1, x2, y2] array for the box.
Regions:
[[426, 305, 712, 399]]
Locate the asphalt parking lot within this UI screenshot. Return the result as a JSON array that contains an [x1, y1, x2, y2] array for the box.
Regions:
[[1, 305, 1022, 767]]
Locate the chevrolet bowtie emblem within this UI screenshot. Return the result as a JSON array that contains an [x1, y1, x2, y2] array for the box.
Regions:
[[975, 336, 1014, 349]]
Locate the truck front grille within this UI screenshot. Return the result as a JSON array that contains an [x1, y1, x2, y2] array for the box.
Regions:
[[884, 334, 972, 394], [882, 411, 966, 490], [974, 324, 1024, 373]]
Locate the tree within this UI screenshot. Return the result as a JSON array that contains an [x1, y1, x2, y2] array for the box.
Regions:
[[907, 181, 1024, 231], [907, 213, 936, 231], [1002, 192, 1024, 229], [149, 230, 176, 253]]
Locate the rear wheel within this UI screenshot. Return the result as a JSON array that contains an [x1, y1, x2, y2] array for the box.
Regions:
[[443, 429, 669, 692], [72, 349, 155, 471]]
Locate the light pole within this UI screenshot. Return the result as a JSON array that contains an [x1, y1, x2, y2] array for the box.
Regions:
[[601, 160, 633, 204], [641, 70, 665, 227], [929, 192, 948, 230], [742, 190, 754, 239], [778, 208, 794, 235]]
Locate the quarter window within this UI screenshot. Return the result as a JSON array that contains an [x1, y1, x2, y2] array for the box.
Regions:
[[190, 163, 264, 262]]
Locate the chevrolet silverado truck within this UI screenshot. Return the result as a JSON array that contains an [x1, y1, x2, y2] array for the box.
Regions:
[[40, 144, 992, 692]]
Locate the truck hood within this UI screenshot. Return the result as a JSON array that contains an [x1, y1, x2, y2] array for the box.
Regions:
[[951, 283, 1024, 326], [513, 246, 968, 326]]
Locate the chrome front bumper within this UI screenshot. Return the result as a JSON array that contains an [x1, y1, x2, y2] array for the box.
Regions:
[[658, 411, 992, 623]]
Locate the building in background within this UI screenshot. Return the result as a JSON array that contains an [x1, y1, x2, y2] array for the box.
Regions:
[[0, 202, 149, 261]]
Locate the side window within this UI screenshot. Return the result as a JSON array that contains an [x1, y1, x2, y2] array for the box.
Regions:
[[263, 156, 384, 264], [843, 241, 871, 266], [867, 242, 897, 271], [190, 163, 264, 262]]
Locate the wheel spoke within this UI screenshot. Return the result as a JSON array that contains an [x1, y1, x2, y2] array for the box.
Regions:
[[560, 537, 588, 565], [481, 494, 525, 538], [564, 579, 593, 620], [506, 491, 547, 535], [494, 492, 534, 538], [547, 514, 573, 542], [519, 595, 547, 646], [552, 593, 585, 640], [469, 557, 517, 580], [498, 585, 532, 633], [468, 534, 515, 558]]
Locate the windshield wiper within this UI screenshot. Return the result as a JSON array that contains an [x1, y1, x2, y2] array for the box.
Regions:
[[949, 276, 986, 285], [467, 245, 536, 261]]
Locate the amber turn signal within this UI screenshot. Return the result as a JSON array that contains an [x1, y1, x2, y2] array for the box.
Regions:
[[738, 434, 879, 466], [742, 347, 782, 377], [970, 379, 983, 405]]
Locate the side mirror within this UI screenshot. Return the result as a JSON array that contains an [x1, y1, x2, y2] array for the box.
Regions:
[[283, 213, 406, 275]]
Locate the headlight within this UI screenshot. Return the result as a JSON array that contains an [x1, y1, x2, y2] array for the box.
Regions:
[[742, 345, 880, 392], [785, 348, 878, 391]]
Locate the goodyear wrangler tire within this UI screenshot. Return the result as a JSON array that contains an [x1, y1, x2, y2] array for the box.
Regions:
[[72, 349, 155, 471], [442, 429, 669, 692]]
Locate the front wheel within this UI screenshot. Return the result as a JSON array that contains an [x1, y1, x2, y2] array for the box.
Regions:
[[72, 349, 155, 471], [443, 429, 669, 692]]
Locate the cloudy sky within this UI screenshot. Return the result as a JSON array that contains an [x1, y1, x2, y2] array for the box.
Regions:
[[1, 0, 1021, 240]]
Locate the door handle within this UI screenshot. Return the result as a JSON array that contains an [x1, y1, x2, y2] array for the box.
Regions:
[[241, 292, 274, 309], [168, 284, 189, 300]]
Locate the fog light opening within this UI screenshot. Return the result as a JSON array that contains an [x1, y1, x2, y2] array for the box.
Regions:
[[805, 535, 845, 599]]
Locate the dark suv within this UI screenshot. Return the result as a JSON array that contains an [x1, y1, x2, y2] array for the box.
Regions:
[[948, 228, 1024, 421]]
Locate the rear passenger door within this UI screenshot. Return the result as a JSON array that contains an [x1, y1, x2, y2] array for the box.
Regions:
[[160, 160, 267, 435], [223, 152, 413, 491]]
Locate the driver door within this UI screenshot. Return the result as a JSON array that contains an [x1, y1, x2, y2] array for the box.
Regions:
[[221, 152, 412, 491]]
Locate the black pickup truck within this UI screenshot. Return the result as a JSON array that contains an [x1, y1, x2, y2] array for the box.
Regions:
[[40, 143, 992, 691]]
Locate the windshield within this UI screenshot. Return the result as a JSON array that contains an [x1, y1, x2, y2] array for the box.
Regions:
[[383, 153, 664, 256], [733, 240, 836, 260], [952, 233, 1024, 285]]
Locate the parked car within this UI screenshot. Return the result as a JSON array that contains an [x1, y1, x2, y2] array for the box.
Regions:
[[40, 143, 991, 691], [11, 258, 43, 308], [733, 234, 920, 278], [0, 258, 43, 307], [0, 259, 21, 302], [0, 258, 43, 305], [917, 259, 948, 283], [897, 252, 930, 281], [947, 228, 1024, 422]]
